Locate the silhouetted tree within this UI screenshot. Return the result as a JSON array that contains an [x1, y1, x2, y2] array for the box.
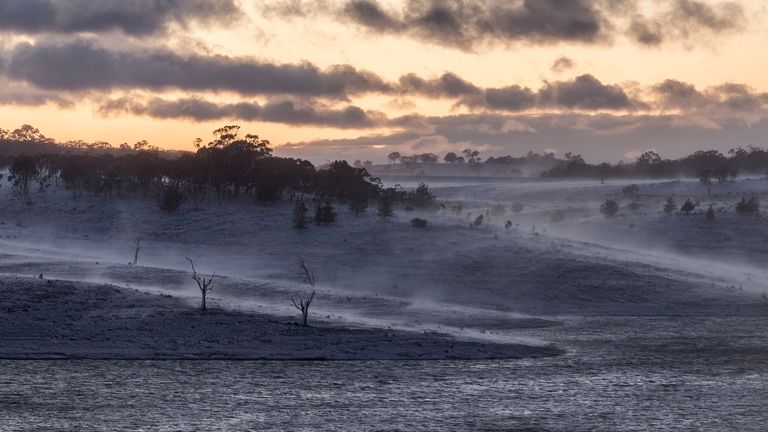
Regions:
[[314, 200, 337, 225], [377, 196, 394, 219], [158, 182, 185, 214], [293, 198, 310, 229]]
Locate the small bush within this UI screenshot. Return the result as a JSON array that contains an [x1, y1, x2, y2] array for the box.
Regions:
[[705, 206, 715, 220], [628, 201, 641, 211], [490, 204, 506, 217], [735, 195, 759, 215], [680, 198, 696, 215], [600, 200, 619, 218], [473, 214, 484, 227], [410, 218, 428, 228], [511, 202, 524, 213]]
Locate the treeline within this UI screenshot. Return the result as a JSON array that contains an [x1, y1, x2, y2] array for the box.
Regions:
[[1, 125, 437, 214], [383, 146, 768, 181], [542, 148, 768, 181]]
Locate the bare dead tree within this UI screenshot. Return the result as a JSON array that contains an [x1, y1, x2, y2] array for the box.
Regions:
[[291, 291, 315, 327], [186, 257, 216, 311], [132, 238, 141, 266], [292, 256, 316, 326], [296, 256, 316, 287]]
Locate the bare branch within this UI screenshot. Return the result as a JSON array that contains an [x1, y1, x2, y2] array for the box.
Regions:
[[296, 256, 316, 286]]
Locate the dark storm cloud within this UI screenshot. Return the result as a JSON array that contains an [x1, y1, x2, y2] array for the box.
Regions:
[[1, 38, 393, 98], [0, 0, 241, 36], [628, 0, 745, 46], [99, 97, 386, 128]]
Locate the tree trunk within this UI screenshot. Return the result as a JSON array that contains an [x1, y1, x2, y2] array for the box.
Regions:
[[201, 292, 207, 311]]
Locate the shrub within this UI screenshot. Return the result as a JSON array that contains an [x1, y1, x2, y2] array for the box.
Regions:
[[735, 195, 759, 215], [628, 201, 641, 211], [410, 218, 428, 228], [600, 200, 619, 218], [473, 214, 484, 227], [705, 206, 715, 220], [680, 198, 696, 215], [511, 202, 525, 213]]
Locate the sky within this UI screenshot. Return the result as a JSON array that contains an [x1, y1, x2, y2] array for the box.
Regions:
[[0, 0, 767, 164]]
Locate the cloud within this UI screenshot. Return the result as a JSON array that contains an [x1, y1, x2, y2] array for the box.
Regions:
[[0, 77, 73, 107], [99, 96, 387, 128], [628, 0, 745, 46], [0, 0, 242, 36], [398, 72, 481, 98], [341, 0, 607, 50], [264, 0, 748, 50], [654, 79, 768, 116], [1, 37, 393, 98], [551, 56, 576, 73], [459, 74, 641, 112], [538, 74, 640, 110]]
